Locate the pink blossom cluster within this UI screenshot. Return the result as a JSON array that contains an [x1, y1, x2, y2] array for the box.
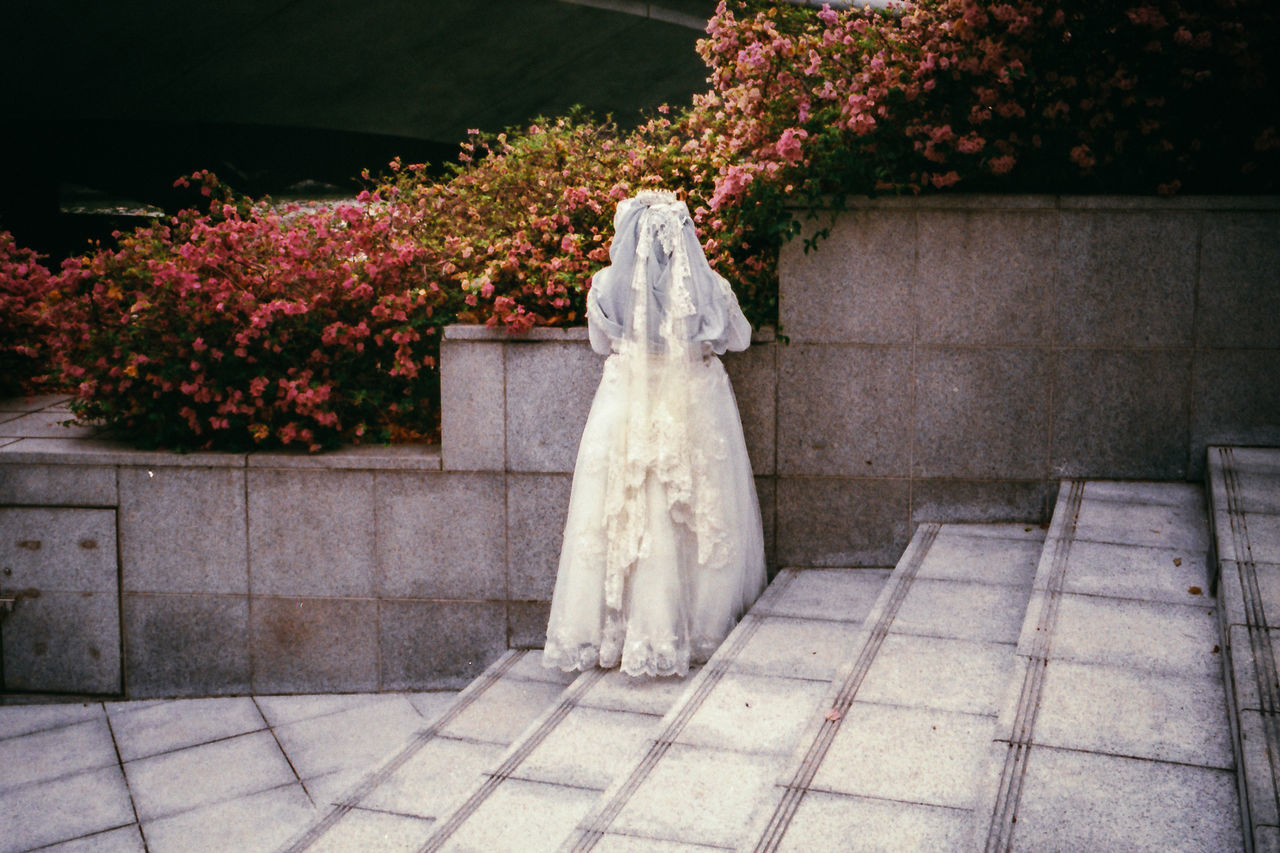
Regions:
[[696, 0, 1278, 209], [37, 171, 445, 451], [0, 231, 57, 395]]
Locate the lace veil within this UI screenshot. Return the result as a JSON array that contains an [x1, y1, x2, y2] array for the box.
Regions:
[[585, 190, 752, 621]]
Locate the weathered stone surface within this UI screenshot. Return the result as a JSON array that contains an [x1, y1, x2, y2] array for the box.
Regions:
[[780, 208, 915, 345], [0, 463, 116, 506], [375, 471, 506, 599], [1051, 348, 1192, 479], [776, 477, 910, 567], [441, 339, 505, 472], [505, 340, 603, 473], [122, 593, 250, 698], [509, 601, 551, 650], [914, 347, 1051, 479], [2, 590, 120, 694], [379, 599, 507, 690], [247, 468, 376, 597], [1054, 211, 1198, 347], [1198, 212, 1280, 349], [778, 344, 913, 478], [251, 596, 378, 694], [1191, 350, 1280, 478], [0, 506, 116, 591], [915, 208, 1056, 346], [911, 480, 1047, 527], [507, 473, 573, 601], [119, 466, 248, 595], [723, 341, 777, 476]]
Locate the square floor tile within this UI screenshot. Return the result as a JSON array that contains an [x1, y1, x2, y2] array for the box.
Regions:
[[590, 833, 734, 851], [730, 616, 864, 681], [1033, 660, 1233, 769], [0, 765, 134, 852], [1074, 491, 1208, 552], [609, 744, 781, 849], [253, 694, 374, 727], [917, 527, 1042, 588], [406, 691, 460, 725], [358, 736, 505, 819], [1010, 746, 1242, 852], [809, 703, 992, 810], [512, 706, 657, 790], [673, 673, 829, 756], [857, 633, 1016, 717], [775, 790, 970, 853], [124, 730, 296, 821], [578, 668, 697, 716], [308, 806, 435, 852], [1055, 540, 1211, 605], [107, 697, 264, 762], [891, 578, 1030, 645], [0, 702, 102, 740], [272, 697, 424, 783], [503, 649, 583, 685], [1044, 594, 1220, 677], [759, 570, 891, 623], [439, 677, 569, 744], [0, 716, 118, 793], [141, 782, 316, 853], [438, 778, 600, 853]]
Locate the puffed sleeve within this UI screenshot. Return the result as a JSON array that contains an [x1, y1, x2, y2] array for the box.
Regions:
[[585, 273, 619, 355]]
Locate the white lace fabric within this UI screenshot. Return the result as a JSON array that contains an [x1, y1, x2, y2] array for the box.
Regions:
[[543, 191, 765, 678]]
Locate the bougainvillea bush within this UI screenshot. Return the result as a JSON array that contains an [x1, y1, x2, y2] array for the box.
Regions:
[[5, 0, 1277, 450], [698, 0, 1279, 215], [0, 232, 57, 397], [41, 173, 447, 450]]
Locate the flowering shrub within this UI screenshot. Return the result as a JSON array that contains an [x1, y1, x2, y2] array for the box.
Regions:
[[0, 232, 56, 396], [42, 172, 447, 451], [698, 0, 1280, 212], [374, 110, 779, 333]]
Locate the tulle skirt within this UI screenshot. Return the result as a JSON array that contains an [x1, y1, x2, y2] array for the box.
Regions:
[[542, 353, 767, 677]]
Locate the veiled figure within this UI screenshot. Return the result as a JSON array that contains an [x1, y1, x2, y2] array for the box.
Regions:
[[542, 190, 767, 678]]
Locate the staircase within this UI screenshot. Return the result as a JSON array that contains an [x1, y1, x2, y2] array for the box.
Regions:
[[282, 447, 1280, 852]]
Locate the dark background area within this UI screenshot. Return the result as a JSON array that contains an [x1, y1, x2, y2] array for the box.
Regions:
[[0, 0, 716, 261]]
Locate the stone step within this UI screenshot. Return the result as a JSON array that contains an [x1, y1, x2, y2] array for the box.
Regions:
[[973, 480, 1241, 852], [738, 522, 1044, 852], [282, 648, 577, 851], [1209, 447, 1280, 853], [550, 566, 891, 851]]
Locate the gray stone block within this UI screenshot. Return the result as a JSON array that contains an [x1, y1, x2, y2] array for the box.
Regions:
[[505, 340, 603, 473], [0, 463, 117, 506], [723, 342, 776, 476], [375, 471, 506, 599], [915, 209, 1055, 345], [780, 208, 915, 344], [1051, 348, 1192, 479], [756, 475, 776, 573], [251, 596, 378, 693], [0, 507, 116, 591], [247, 468, 376, 597], [509, 601, 551, 649], [912, 480, 1047, 527], [778, 344, 913, 478], [1191, 350, 1280, 479], [2, 590, 120, 694], [914, 347, 1050, 479], [1198, 212, 1280, 349], [379, 599, 507, 690], [776, 477, 910, 567], [122, 593, 250, 698], [508, 473, 572, 601], [1054, 211, 1198, 347], [1010, 745, 1242, 853], [119, 466, 248, 595], [441, 338, 505, 471]]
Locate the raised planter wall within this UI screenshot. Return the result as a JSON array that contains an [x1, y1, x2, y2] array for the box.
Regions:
[[2, 194, 1278, 698]]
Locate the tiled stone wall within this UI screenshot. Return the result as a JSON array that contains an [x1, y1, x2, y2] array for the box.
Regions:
[[778, 195, 1280, 564], [0, 442, 502, 697]]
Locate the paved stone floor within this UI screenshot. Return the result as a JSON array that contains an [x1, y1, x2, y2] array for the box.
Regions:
[[0, 691, 458, 852]]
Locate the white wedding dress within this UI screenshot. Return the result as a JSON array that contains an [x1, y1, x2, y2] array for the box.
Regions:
[[542, 191, 767, 678]]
